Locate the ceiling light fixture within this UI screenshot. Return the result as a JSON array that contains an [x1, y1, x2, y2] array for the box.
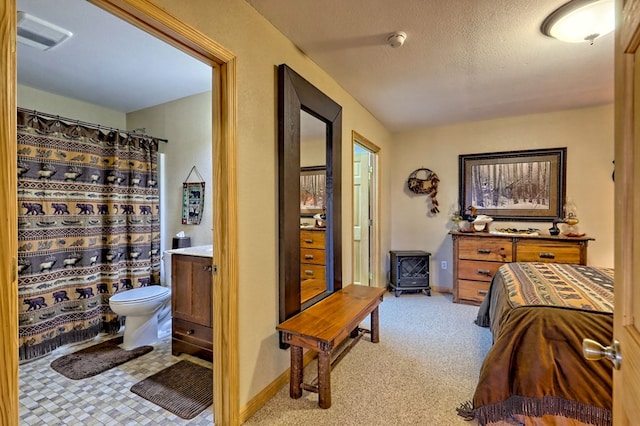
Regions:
[[541, 0, 615, 45], [387, 31, 407, 48], [17, 11, 73, 51]]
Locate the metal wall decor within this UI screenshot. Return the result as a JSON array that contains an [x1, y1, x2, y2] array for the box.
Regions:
[[407, 167, 440, 214], [182, 166, 205, 225]]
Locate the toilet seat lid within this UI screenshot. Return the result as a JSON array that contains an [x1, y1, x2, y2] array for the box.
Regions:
[[110, 285, 169, 304]]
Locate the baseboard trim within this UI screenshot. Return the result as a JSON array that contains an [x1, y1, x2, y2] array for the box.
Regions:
[[239, 349, 316, 423], [431, 285, 451, 294]]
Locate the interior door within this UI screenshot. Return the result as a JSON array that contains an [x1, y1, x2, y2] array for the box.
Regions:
[[614, 0, 640, 423], [353, 147, 370, 286]]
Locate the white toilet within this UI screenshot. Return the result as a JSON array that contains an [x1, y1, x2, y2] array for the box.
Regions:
[[109, 285, 171, 350]]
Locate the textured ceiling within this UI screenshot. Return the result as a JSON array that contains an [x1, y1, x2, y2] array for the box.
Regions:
[[16, 0, 614, 132], [17, 0, 211, 113], [246, 0, 614, 131]]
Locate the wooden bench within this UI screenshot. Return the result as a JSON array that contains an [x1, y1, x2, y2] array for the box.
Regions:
[[276, 284, 386, 408]]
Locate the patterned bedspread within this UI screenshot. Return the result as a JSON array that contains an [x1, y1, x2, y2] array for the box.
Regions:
[[468, 262, 615, 426], [498, 262, 613, 313]]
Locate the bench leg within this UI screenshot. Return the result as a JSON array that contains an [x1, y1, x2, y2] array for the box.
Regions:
[[290, 345, 303, 399], [370, 306, 380, 343], [317, 351, 331, 408]]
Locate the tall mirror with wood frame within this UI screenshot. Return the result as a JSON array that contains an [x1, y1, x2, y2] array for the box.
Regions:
[[278, 64, 342, 339]]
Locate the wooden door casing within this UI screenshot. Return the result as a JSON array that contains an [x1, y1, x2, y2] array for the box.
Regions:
[[353, 150, 370, 286], [351, 132, 381, 289], [0, 2, 19, 424], [614, 0, 640, 423]]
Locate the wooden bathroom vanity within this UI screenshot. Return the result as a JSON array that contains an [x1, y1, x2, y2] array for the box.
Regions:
[[170, 248, 213, 361]]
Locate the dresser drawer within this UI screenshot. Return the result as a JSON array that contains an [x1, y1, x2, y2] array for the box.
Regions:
[[458, 280, 490, 304], [452, 231, 592, 305], [301, 264, 326, 280], [301, 248, 325, 265], [300, 230, 325, 249], [516, 241, 582, 264], [458, 237, 513, 262], [172, 318, 212, 350], [458, 259, 505, 282]]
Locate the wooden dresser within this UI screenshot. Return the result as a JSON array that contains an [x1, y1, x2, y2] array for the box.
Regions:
[[300, 228, 326, 304], [300, 228, 326, 282], [171, 254, 213, 361], [450, 231, 593, 305]]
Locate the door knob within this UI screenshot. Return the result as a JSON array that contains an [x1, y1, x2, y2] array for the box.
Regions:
[[582, 338, 621, 370]]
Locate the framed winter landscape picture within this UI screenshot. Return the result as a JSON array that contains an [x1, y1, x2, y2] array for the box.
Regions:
[[459, 148, 566, 221], [300, 166, 326, 217]]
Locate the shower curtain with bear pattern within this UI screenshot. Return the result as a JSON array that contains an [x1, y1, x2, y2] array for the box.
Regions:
[[16, 109, 161, 361]]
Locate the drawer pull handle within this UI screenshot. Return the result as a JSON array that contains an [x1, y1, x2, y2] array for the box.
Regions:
[[539, 252, 556, 259], [304, 254, 314, 260], [477, 248, 491, 254], [304, 239, 313, 244], [304, 270, 314, 276], [477, 290, 488, 296], [203, 265, 213, 272], [477, 269, 492, 276], [186, 329, 194, 335]]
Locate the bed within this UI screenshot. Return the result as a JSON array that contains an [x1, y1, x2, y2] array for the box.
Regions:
[[463, 262, 614, 426]]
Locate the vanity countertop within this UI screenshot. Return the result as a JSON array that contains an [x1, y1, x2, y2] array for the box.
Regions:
[[166, 244, 213, 258]]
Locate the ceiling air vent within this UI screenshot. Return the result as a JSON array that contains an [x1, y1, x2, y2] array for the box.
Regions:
[[17, 11, 72, 51]]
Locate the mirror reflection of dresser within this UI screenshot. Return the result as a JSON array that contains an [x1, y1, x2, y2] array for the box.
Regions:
[[277, 64, 343, 337], [300, 111, 328, 301], [300, 228, 326, 303]]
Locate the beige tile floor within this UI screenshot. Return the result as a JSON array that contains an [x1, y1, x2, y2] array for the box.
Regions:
[[19, 333, 214, 425]]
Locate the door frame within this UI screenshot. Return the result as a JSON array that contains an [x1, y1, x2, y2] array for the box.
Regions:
[[0, 1, 240, 424], [352, 131, 381, 287], [0, 1, 19, 424], [614, 0, 640, 423]]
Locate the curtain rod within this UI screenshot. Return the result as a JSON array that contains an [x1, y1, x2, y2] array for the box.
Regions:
[[17, 107, 169, 143]]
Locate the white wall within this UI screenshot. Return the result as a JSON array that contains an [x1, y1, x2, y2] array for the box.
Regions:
[[300, 137, 325, 167], [127, 92, 213, 250], [390, 104, 614, 291], [18, 85, 126, 129]]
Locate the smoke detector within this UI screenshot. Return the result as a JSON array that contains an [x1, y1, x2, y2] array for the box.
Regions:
[[387, 31, 407, 48], [17, 11, 73, 51]]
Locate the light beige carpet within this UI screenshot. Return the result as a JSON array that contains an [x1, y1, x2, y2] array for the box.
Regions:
[[245, 291, 492, 425]]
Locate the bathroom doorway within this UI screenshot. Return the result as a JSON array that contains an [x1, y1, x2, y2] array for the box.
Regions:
[[2, 0, 239, 424], [352, 131, 380, 287]]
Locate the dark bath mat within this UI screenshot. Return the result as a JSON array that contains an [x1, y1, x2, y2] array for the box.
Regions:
[[50, 336, 153, 380], [130, 360, 213, 420]]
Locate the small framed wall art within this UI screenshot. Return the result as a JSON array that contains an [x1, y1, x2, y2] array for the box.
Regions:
[[182, 166, 205, 225]]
